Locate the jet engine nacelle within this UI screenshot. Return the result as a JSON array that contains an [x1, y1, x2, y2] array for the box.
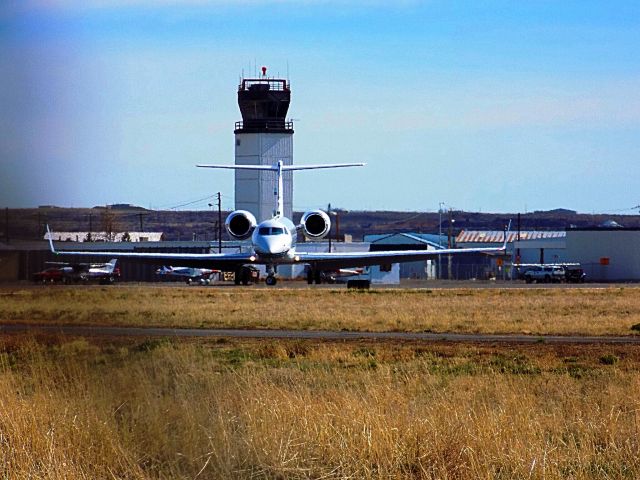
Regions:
[[300, 210, 331, 239], [225, 210, 257, 240]]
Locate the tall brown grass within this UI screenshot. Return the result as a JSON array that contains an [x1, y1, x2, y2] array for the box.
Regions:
[[1, 336, 640, 478], [2, 285, 640, 335]]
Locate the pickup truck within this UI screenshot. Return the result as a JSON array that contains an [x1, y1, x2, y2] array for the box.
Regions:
[[523, 265, 565, 284]]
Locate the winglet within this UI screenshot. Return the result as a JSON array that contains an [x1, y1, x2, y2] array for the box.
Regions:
[[46, 224, 56, 254], [502, 220, 512, 250]]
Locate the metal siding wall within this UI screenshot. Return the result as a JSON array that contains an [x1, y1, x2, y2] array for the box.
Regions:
[[0, 253, 19, 281], [566, 230, 640, 281]]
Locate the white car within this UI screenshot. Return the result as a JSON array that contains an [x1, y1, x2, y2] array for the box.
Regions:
[[523, 266, 565, 284]]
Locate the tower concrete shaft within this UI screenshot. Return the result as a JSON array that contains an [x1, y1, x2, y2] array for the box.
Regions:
[[234, 75, 294, 222]]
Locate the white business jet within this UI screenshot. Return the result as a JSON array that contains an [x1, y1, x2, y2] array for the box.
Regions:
[[48, 161, 508, 286]]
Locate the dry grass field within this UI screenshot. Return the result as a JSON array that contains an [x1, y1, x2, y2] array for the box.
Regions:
[[2, 285, 640, 335], [1, 334, 640, 479], [2, 286, 640, 478]]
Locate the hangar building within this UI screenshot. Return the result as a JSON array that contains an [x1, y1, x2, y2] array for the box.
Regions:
[[364, 233, 444, 279]]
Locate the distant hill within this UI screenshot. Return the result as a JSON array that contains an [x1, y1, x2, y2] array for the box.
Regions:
[[3, 206, 640, 242]]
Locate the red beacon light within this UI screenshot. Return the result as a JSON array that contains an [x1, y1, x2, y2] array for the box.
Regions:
[[261, 66, 267, 77]]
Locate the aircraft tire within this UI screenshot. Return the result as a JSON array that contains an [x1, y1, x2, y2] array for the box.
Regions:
[[306, 270, 313, 285], [265, 276, 277, 286]]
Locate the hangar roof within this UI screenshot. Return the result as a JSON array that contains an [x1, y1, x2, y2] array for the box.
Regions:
[[45, 231, 165, 242], [457, 230, 565, 244]]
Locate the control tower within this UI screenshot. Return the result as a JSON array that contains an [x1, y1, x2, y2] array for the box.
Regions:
[[234, 67, 294, 221]]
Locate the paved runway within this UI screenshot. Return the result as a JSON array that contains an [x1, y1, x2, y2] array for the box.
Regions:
[[3, 324, 640, 344]]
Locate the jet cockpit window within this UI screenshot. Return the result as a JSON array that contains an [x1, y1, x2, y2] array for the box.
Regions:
[[258, 227, 285, 235]]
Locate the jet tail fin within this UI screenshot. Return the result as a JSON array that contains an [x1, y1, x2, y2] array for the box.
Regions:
[[502, 220, 512, 250], [46, 225, 56, 254]]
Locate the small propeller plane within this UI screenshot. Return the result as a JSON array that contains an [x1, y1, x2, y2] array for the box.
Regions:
[[47, 162, 509, 286], [35, 259, 119, 284], [155, 265, 219, 285]]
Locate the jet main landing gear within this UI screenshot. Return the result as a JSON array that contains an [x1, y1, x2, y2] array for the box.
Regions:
[[306, 268, 322, 284]]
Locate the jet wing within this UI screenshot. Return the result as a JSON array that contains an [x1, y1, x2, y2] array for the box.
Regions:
[[296, 246, 506, 270], [46, 225, 254, 269], [50, 250, 255, 270]]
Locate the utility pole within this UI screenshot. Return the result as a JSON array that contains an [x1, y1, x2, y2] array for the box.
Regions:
[[516, 212, 521, 265], [327, 203, 332, 252], [447, 209, 453, 280], [138, 213, 144, 231], [4, 208, 9, 244], [217, 192, 222, 254]]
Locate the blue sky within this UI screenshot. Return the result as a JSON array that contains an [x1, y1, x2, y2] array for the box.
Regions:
[[1, 1, 639, 213]]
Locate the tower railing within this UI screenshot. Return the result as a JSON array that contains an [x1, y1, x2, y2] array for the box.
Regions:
[[234, 120, 294, 133]]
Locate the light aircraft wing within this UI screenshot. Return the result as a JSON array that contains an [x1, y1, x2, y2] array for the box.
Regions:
[[45, 260, 115, 268], [296, 245, 506, 271]]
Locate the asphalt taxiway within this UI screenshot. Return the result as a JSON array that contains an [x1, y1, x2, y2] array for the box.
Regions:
[[2, 324, 640, 345]]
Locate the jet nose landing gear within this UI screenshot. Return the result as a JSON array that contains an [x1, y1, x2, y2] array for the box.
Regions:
[[265, 264, 278, 286]]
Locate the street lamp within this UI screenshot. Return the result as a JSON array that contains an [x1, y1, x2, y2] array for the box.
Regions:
[[208, 198, 222, 253]]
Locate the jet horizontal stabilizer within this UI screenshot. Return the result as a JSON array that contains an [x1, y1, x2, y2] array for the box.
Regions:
[[196, 163, 365, 171]]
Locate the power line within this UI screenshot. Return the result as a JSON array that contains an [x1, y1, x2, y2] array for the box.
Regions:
[[155, 194, 219, 211]]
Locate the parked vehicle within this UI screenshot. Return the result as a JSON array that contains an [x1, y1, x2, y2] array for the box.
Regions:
[[232, 266, 260, 285], [564, 267, 586, 283], [523, 265, 565, 283]]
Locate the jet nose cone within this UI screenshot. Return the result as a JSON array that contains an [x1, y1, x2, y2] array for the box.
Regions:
[[266, 237, 288, 254], [255, 236, 291, 256]]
